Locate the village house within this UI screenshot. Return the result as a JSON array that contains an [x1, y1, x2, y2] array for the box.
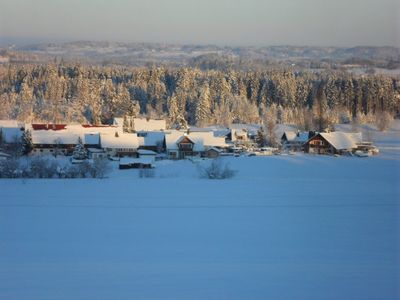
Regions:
[[31, 129, 80, 155], [165, 130, 228, 159], [100, 132, 139, 158], [304, 132, 363, 155], [281, 131, 315, 151]]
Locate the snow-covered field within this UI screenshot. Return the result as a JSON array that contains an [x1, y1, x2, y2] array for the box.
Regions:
[[1, 125, 399, 300]]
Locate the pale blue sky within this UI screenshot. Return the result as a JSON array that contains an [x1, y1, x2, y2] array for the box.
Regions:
[[0, 0, 399, 46]]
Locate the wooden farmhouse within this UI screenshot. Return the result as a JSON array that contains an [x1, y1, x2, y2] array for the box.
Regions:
[[165, 130, 228, 159], [305, 132, 362, 155]]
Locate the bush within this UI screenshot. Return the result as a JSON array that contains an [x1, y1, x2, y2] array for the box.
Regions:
[[199, 159, 236, 179], [89, 158, 111, 178], [0, 158, 21, 178]]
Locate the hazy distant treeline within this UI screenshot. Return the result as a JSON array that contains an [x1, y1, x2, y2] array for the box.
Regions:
[[0, 63, 399, 129]]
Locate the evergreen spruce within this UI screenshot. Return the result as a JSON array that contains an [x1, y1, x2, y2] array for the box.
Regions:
[[21, 129, 33, 155], [73, 137, 87, 160]]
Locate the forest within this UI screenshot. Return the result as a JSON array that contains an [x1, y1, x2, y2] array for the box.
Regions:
[[0, 63, 399, 131]]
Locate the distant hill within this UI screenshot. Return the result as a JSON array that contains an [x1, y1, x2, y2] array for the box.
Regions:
[[0, 41, 399, 70]]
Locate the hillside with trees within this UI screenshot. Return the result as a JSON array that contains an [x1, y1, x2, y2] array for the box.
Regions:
[[0, 62, 399, 131]]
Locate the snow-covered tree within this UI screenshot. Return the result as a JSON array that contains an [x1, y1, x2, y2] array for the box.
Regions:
[[73, 137, 87, 160], [195, 83, 211, 127], [21, 129, 33, 155]]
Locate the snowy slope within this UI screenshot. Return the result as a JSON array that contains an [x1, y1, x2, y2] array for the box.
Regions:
[[0, 128, 399, 300]]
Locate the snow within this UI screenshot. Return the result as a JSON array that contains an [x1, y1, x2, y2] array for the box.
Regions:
[[133, 118, 166, 131], [137, 149, 157, 155], [137, 131, 165, 147], [0, 124, 399, 300], [282, 131, 297, 141], [0, 120, 24, 128], [0, 127, 24, 143], [119, 157, 154, 166], [31, 130, 81, 145], [99, 133, 139, 149], [165, 130, 228, 152], [319, 132, 362, 150]]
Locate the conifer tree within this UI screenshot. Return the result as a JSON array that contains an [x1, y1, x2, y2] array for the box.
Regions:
[[73, 137, 87, 160], [195, 83, 211, 127], [21, 129, 33, 155]]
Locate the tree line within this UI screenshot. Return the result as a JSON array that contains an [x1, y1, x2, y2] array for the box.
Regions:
[[0, 63, 399, 130]]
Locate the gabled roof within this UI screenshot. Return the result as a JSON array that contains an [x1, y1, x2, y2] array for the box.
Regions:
[[100, 133, 139, 149], [137, 131, 165, 147], [31, 130, 80, 145], [282, 131, 297, 141], [165, 130, 228, 152], [294, 132, 310, 143], [177, 135, 195, 144], [317, 132, 362, 150]]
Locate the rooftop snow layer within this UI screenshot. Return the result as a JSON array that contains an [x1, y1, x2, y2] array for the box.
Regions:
[[100, 133, 139, 149], [319, 132, 362, 150], [165, 130, 228, 152]]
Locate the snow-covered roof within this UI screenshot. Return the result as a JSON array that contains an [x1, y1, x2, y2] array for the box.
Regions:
[[1, 127, 24, 143], [165, 130, 228, 152], [282, 131, 311, 144], [230, 124, 261, 135], [137, 131, 165, 147], [319, 132, 362, 150], [133, 118, 166, 131], [0, 120, 24, 128], [295, 132, 310, 143], [31, 130, 80, 145], [65, 124, 122, 135], [282, 131, 297, 141], [100, 133, 139, 149], [84, 133, 100, 145]]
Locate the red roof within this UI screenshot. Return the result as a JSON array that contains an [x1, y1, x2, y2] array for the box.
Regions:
[[82, 124, 118, 128], [32, 124, 67, 131]]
